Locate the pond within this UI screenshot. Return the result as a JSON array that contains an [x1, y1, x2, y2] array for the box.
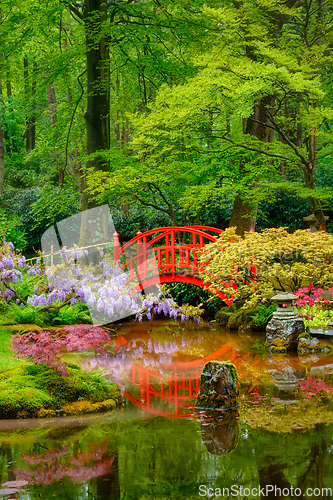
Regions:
[[1, 320, 333, 499]]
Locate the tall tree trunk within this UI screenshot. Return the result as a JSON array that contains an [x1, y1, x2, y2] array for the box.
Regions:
[[230, 97, 274, 236], [82, 0, 110, 212], [47, 84, 63, 186], [80, 0, 110, 247], [0, 75, 4, 196], [306, 101, 326, 230], [229, 192, 256, 234], [64, 40, 84, 194], [5, 70, 19, 154]]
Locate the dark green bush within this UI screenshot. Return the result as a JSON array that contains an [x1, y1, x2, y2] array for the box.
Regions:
[[256, 190, 311, 232], [166, 282, 224, 316], [215, 306, 234, 325], [2, 187, 41, 251]]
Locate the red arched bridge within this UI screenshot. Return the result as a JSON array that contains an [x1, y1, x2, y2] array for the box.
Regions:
[[112, 226, 236, 305]]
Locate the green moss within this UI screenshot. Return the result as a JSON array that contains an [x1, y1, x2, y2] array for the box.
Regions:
[[0, 363, 122, 419], [265, 338, 288, 353], [215, 306, 234, 326], [62, 398, 117, 415], [0, 387, 54, 415], [227, 308, 255, 330]]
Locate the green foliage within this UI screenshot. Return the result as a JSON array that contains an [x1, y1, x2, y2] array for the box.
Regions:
[[256, 191, 312, 233], [249, 338, 266, 356], [11, 272, 43, 302], [6, 301, 92, 328], [109, 202, 172, 240], [2, 0, 333, 245], [249, 303, 276, 328], [6, 303, 48, 327], [51, 303, 92, 325], [226, 307, 256, 331], [0, 362, 121, 418], [297, 332, 311, 340], [0, 209, 27, 251], [30, 183, 81, 231], [215, 306, 234, 326], [84, 0, 333, 226], [2, 188, 42, 251], [0, 328, 28, 370], [216, 302, 273, 330]]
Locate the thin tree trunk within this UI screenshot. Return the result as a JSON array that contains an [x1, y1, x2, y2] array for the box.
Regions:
[[306, 100, 326, 230], [24, 57, 36, 152], [0, 74, 4, 196], [64, 41, 84, 194], [47, 84, 63, 186], [5, 70, 19, 154]]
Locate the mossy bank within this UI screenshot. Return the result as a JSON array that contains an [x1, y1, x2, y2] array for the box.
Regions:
[[0, 363, 122, 419], [215, 303, 276, 332]]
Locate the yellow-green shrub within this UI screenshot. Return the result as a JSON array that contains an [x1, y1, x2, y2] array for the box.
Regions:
[[200, 227, 333, 308]]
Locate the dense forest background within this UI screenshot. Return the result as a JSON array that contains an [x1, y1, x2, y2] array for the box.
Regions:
[[1, 0, 333, 253]]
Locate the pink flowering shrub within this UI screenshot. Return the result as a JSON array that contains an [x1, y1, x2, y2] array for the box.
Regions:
[[293, 286, 333, 327], [11, 325, 112, 377]]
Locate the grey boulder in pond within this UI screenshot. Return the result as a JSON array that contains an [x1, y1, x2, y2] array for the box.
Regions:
[[195, 361, 239, 410]]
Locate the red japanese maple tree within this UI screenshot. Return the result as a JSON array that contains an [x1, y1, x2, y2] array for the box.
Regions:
[[11, 325, 113, 377]]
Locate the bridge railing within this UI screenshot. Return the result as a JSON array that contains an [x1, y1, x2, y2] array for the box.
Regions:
[[114, 226, 223, 281]]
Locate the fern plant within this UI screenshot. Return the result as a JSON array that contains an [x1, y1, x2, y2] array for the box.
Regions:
[[51, 303, 92, 325], [250, 303, 276, 328]]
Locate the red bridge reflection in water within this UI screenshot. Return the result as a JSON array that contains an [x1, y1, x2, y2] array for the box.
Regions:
[[108, 333, 258, 418]]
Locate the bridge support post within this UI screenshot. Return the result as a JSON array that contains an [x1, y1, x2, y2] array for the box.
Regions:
[[113, 231, 120, 263], [136, 230, 144, 284]]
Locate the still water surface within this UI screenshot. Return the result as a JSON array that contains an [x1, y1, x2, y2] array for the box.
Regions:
[[1, 320, 333, 499]]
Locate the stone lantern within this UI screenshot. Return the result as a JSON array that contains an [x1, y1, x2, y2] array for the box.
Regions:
[[303, 214, 329, 232], [271, 292, 299, 320], [266, 291, 305, 353]]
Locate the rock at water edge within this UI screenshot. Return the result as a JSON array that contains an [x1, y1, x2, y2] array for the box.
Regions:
[[266, 318, 304, 353]]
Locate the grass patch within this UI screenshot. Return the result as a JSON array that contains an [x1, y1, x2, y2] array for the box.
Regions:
[[0, 327, 28, 369]]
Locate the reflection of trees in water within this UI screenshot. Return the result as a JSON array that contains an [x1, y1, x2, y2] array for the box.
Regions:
[[0, 443, 16, 481], [13, 440, 115, 486], [259, 430, 329, 500], [81, 335, 194, 382], [0, 417, 332, 499], [96, 454, 120, 500]]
